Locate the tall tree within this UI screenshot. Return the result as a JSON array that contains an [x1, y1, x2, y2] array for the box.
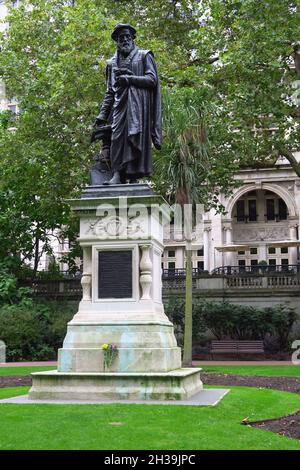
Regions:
[[194, 0, 300, 172], [154, 88, 237, 366], [0, 0, 201, 270], [0, 0, 113, 270], [0, 0, 298, 276]]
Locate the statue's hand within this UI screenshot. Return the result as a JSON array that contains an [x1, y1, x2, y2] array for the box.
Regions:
[[94, 117, 106, 127], [115, 75, 130, 88]]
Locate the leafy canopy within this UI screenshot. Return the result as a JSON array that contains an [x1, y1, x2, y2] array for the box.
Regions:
[[0, 0, 299, 271]]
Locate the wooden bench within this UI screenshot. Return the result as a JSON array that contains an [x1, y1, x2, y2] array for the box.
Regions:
[[210, 340, 265, 358]]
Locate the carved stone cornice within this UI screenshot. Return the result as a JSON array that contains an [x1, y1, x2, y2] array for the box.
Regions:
[[233, 225, 289, 242]]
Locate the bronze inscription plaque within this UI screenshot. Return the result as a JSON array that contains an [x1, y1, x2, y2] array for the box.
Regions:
[[98, 250, 133, 298]]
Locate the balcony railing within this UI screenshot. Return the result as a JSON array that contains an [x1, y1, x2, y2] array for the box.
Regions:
[[162, 268, 204, 279], [163, 265, 300, 290], [18, 264, 300, 295], [18, 279, 82, 298], [211, 264, 300, 275]]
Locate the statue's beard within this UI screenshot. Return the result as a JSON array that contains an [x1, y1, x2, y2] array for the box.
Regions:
[[118, 42, 134, 57]]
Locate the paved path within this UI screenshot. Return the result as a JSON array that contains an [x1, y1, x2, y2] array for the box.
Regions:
[[0, 389, 230, 406], [0, 361, 57, 367], [194, 361, 293, 365], [0, 360, 294, 367]]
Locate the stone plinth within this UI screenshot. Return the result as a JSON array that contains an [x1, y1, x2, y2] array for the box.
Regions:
[[29, 184, 203, 400], [29, 368, 201, 401]]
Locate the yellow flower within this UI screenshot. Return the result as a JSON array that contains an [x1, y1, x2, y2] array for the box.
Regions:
[[102, 343, 109, 350]]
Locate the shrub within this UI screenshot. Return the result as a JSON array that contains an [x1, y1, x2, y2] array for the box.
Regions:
[[196, 300, 298, 351], [164, 296, 185, 346], [164, 296, 206, 346], [165, 297, 298, 352], [36, 258, 64, 280], [0, 268, 32, 305], [194, 301, 271, 340], [263, 304, 298, 351], [0, 300, 76, 361]]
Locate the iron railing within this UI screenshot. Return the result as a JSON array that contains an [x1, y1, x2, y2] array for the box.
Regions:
[[18, 264, 300, 295], [162, 268, 204, 279], [211, 264, 300, 275], [19, 279, 82, 297]]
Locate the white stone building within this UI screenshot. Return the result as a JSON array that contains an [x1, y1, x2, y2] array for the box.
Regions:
[[0, 1, 20, 115], [162, 154, 300, 273]]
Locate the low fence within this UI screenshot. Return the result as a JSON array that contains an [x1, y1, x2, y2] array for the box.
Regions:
[[19, 279, 82, 299], [18, 271, 300, 297]]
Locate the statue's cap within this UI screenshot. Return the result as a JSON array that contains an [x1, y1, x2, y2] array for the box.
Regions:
[[111, 23, 136, 41]]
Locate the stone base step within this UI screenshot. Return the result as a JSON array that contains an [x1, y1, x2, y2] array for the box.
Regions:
[[58, 347, 181, 373], [29, 368, 203, 401]]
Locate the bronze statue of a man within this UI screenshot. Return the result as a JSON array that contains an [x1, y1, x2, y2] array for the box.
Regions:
[[94, 24, 162, 185]]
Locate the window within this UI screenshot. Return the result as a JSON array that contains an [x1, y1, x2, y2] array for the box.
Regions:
[[281, 259, 289, 271], [197, 261, 204, 271], [278, 199, 287, 220], [238, 250, 245, 255], [250, 259, 258, 272], [268, 247, 276, 254], [168, 262, 176, 271], [236, 200, 245, 222], [266, 199, 275, 221], [197, 248, 204, 256], [248, 200, 257, 222], [236, 197, 258, 222], [281, 247, 288, 254], [168, 250, 176, 257], [265, 196, 287, 221], [269, 259, 276, 271], [238, 259, 246, 272], [250, 247, 257, 255]]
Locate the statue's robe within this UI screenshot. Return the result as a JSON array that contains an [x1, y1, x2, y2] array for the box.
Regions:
[[98, 46, 162, 178]]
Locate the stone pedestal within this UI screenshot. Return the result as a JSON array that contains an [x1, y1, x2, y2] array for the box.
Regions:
[[29, 184, 202, 400]]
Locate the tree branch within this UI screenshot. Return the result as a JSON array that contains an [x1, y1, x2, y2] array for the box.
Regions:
[[189, 56, 220, 66], [292, 42, 300, 75], [278, 146, 300, 177]]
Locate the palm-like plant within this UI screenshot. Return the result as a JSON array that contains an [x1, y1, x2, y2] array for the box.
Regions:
[[154, 87, 212, 367]]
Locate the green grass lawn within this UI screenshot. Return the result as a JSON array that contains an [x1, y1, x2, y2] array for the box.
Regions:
[[0, 366, 56, 376], [0, 385, 300, 450], [0, 387, 30, 400], [200, 365, 300, 377], [1, 364, 300, 449], [1, 364, 300, 378]]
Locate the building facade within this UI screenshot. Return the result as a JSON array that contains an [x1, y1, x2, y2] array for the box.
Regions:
[[0, 1, 20, 116], [162, 154, 300, 273]]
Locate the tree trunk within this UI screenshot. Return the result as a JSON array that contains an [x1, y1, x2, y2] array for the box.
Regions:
[[33, 236, 40, 278], [182, 199, 193, 367], [183, 243, 193, 366], [278, 147, 300, 177]]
